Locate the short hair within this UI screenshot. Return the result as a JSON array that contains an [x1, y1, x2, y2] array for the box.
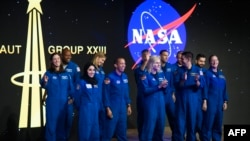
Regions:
[[141, 49, 149, 54], [62, 48, 71, 55], [196, 53, 206, 60], [182, 51, 193, 60], [159, 49, 169, 55], [113, 57, 125, 64], [146, 55, 161, 73]]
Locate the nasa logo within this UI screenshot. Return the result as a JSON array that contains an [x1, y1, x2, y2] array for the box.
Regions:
[[126, 0, 196, 69]]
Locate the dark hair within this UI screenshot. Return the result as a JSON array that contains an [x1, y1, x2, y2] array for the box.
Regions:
[[177, 50, 183, 56], [208, 54, 218, 63], [113, 57, 125, 65], [196, 53, 206, 60], [62, 48, 71, 55], [159, 49, 169, 55], [82, 62, 98, 85], [141, 49, 149, 54], [48, 53, 64, 73], [182, 51, 193, 60]]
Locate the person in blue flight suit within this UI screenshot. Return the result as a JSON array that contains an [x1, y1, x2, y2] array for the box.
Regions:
[[139, 55, 168, 141], [201, 55, 228, 141], [40, 53, 75, 141], [159, 49, 176, 139], [195, 53, 208, 140], [171, 50, 183, 140], [173, 51, 205, 141], [74, 62, 100, 141], [91, 51, 106, 139], [61, 48, 81, 140], [133, 49, 150, 139], [172, 50, 183, 73], [102, 57, 132, 141]]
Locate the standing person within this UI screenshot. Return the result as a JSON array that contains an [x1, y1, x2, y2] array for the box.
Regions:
[[173, 51, 205, 141], [61, 48, 81, 140], [91, 52, 106, 139], [159, 50, 176, 139], [195, 53, 207, 140], [171, 51, 183, 140], [201, 55, 228, 141], [74, 62, 100, 141], [40, 53, 75, 141], [172, 50, 183, 72], [133, 49, 150, 139], [140, 55, 167, 141], [102, 57, 132, 141]]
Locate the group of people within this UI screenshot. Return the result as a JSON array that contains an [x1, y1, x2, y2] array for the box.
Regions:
[[40, 48, 132, 141], [39, 48, 229, 141], [134, 49, 229, 141]]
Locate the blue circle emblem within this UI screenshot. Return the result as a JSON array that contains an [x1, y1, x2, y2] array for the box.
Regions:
[[127, 0, 188, 67]]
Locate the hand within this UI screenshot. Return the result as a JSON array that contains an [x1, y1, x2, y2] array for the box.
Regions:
[[42, 91, 47, 106], [159, 79, 168, 88], [162, 79, 168, 88], [195, 74, 200, 81], [196, 80, 200, 87], [43, 75, 48, 84], [68, 98, 74, 104], [202, 100, 207, 111], [172, 93, 176, 103], [127, 106, 132, 116], [183, 72, 187, 80], [223, 102, 228, 111], [195, 74, 200, 87], [106, 107, 113, 119]]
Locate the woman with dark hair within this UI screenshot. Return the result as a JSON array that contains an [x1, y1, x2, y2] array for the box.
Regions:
[[75, 62, 100, 141], [201, 55, 229, 141], [40, 53, 75, 141]]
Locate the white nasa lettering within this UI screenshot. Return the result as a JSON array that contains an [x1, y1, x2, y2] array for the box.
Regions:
[[228, 129, 247, 136], [132, 29, 182, 44]]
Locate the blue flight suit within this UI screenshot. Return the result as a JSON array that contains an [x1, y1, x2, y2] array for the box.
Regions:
[[171, 62, 182, 140], [64, 61, 81, 139], [40, 71, 75, 141], [139, 71, 166, 141], [133, 61, 147, 139], [195, 66, 207, 138], [74, 80, 100, 141], [173, 65, 205, 141], [102, 71, 131, 141], [171, 62, 182, 73], [94, 66, 105, 139], [201, 68, 229, 141], [161, 62, 176, 137]]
